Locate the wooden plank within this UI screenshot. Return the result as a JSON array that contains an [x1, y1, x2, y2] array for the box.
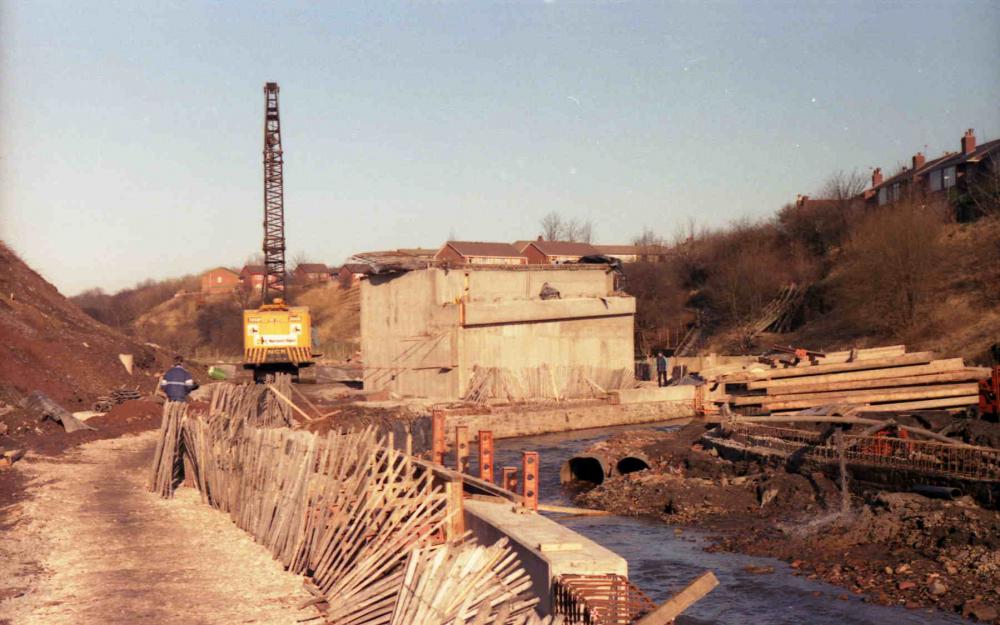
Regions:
[[760, 383, 978, 411], [537, 542, 582, 552], [863, 395, 980, 412], [635, 571, 719, 625], [737, 352, 936, 382], [751, 368, 986, 396], [266, 384, 316, 422], [747, 359, 966, 390], [730, 415, 975, 446]]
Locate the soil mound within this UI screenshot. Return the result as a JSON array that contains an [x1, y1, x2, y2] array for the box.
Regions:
[[0, 242, 170, 411]]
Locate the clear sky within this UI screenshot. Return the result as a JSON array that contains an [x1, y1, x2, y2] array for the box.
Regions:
[[1, 1, 998, 295]]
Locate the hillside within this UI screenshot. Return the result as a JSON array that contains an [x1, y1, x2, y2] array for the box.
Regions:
[[131, 282, 361, 361], [0, 242, 170, 409], [663, 214, 1000, 364]]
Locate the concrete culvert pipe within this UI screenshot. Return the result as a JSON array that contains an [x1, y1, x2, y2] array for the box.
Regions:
[[615, 454, 651, 475], [912, 485, 963, 500], [560, 455, 612, 485]]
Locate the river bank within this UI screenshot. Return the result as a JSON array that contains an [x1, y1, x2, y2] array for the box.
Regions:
[[569, 425, 1000, 623]]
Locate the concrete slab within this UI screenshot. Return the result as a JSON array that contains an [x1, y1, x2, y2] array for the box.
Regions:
[[608, 386, 695, 405], [464, 499, 627, 615]]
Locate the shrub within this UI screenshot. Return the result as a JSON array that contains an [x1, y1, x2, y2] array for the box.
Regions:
[[835, 200, 947, 332]]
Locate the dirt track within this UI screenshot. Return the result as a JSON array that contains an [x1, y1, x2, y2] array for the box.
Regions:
[[0, 431, 309, 625]]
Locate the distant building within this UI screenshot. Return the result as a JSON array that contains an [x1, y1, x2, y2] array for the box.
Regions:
[[200, 267, 241, 294], [522, 239, 599, 265], [860, 129, 999, 220], [240, 265, 279, 290], [434, 241, 528, 266], [337, 263, 373, 288], [294, 263, 331, 283], [592, 244, 672, 263]]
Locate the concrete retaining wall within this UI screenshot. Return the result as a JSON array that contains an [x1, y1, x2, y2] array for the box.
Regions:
[[446, 400, 693, 439], [464, 499, 627, 615]]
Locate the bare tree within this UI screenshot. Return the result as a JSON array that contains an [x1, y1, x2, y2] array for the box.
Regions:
[[539, 211, 594, 242], [290, 251, 312, 271], [540, 212, 565, 240], [632, 227, 666, 250], [836, 199, 946, 332]]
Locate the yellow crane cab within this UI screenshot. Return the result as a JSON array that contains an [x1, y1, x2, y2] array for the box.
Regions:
[[242, 298, 316, 382]]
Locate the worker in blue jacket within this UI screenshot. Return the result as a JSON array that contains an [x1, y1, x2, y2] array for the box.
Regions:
[[160, 356, 199, 402]]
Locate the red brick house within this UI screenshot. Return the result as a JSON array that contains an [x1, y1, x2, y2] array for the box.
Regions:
[[200, 267, 241, 294], [434, 241, 527, 265], [294, 263, 331, 283], [337, 263, 372, 288], [522, 240, 599, 264], [862, 129, 1000, 220], [592, 244, 672, 263], [240, 265, 280, 289]]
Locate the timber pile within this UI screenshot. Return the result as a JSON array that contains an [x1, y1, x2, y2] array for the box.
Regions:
[[151, 382, 556, 625], [716, 345, 991, 415], [464, 365, 633, 403], [93, 386, 142, 412]]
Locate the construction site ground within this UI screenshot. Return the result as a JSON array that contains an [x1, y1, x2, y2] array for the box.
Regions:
[[0, 428, 309, 625], [572, 425, 1000, 623]]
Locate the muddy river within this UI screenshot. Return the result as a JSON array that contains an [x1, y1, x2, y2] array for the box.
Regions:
[[483, 422, 965, 625]]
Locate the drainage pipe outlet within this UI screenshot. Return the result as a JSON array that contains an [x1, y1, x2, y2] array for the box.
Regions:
[[615, 454, 651, 475], [560, 455, 612, 485]]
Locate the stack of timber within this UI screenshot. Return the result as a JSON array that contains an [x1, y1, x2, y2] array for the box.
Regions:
[[150, 382, 558, 625], [93, 386, 143, 412], [718, 345, 991, 415], [147, 401, 186, 497]]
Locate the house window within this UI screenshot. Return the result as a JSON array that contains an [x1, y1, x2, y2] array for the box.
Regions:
[[943, 166, 956, 189], [890, 183, 902, 202], [929, 169, 942, 192], [878, 187, 888, 206], [217, 276, 222, 284]]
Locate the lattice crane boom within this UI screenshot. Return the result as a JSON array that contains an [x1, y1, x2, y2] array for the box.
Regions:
[[262, 82, 286, 301]]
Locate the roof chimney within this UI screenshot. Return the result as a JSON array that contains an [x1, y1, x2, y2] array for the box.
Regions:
[[537, 235, 543, 241], [872, 167, 883, 187], [961, 128, 976, 155], [912, 152, 925, 170], [796, 194, 808, 207]]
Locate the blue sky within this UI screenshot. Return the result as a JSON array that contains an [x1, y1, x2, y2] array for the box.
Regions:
[[2, 1, 998, 295]]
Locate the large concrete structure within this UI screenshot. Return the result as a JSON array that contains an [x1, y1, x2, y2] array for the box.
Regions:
[[361, 265, 636, 400]]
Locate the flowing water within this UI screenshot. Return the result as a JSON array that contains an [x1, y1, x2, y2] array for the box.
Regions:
[[478, 422, 964, 625]]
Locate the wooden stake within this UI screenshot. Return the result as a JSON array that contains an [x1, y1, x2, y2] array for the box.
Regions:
[[634, 571, 719, 625]]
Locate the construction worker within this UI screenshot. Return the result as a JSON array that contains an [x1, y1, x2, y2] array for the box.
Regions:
[[656, 351, 669, 387], [160, 355, 199, 402]]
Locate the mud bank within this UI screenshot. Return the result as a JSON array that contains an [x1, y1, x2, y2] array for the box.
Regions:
[[572, 425, 1000, 622]]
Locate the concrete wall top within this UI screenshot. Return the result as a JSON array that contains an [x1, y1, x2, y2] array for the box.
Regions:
[[464, 499, 627, 615]]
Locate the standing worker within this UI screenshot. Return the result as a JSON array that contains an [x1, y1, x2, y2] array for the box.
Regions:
[[160, 355, 199, 402], [656, 351, 669, 387]]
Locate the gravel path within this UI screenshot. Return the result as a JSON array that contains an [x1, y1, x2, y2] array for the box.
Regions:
[[0, 431, 310, 625]]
